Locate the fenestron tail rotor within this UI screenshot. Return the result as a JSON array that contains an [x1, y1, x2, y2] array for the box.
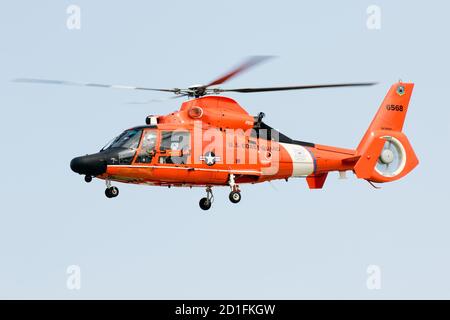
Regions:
[[376, 138, 405, 177]]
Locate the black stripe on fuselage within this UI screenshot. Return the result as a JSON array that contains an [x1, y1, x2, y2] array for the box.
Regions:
[[254, 121, 315, 148]]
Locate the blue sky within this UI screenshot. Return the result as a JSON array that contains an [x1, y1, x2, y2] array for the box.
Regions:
[[0, 0, 449, 298]]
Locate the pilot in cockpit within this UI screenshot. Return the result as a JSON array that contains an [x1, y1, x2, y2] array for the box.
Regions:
[[136, 131, 157, 163]]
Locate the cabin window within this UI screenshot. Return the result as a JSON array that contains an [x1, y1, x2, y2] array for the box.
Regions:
[[159, 131, 191, 164]]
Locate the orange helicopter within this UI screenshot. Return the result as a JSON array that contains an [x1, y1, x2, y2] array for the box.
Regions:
[[15, 57, 418, 210]]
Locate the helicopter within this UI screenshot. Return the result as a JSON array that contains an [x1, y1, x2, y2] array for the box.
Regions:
[[15, 56, 418, 210]]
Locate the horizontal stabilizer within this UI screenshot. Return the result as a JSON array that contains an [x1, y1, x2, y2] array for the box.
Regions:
[[342, 155, 361, 165]]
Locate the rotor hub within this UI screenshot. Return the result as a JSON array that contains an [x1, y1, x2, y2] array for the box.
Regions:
[[379, 148, 394, 164]]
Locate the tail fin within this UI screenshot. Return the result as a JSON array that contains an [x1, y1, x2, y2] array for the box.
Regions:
[[354, 82, 418, 183]]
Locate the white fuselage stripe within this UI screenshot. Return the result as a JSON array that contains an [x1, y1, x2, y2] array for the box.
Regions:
[[280, 143, 314, 177]]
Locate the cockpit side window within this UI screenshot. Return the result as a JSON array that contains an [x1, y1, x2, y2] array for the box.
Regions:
[[136, 130, 157, 163]]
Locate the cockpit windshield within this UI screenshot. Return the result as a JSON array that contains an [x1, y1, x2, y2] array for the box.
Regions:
[[101, 129, 143, 151]]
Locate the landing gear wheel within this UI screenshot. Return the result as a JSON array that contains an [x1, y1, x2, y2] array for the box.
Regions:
[[84, 175, 92, 183], [199, 197, 211, 210], [199, 186, 213, 210], [105, 186, 119, 198], [229, 191, 241, 204]]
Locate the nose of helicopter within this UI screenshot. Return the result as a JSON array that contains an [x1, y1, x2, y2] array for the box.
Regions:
[[70, 154, 107, 176]]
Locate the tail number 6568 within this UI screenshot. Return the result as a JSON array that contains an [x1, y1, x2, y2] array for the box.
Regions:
[[386, 104, 403, 112]]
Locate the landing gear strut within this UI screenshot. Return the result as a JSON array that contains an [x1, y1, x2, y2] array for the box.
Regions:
[[199, 186, 213, 210], [197, 175, 242, 210], [228, 174, 241, 204], [105, 180, 119, 198]]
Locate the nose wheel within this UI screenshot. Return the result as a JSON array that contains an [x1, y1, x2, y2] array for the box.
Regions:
[[199, 186, 213, 210], [104, 180, 119, 198], [105, 186, 119, 198]]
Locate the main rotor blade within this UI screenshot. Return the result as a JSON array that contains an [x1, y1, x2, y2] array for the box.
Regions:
[[125, 93, 190, 104], [217, 82, 377, 93], [205, 56, 274, 87], [13, 78, 179, 93]]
